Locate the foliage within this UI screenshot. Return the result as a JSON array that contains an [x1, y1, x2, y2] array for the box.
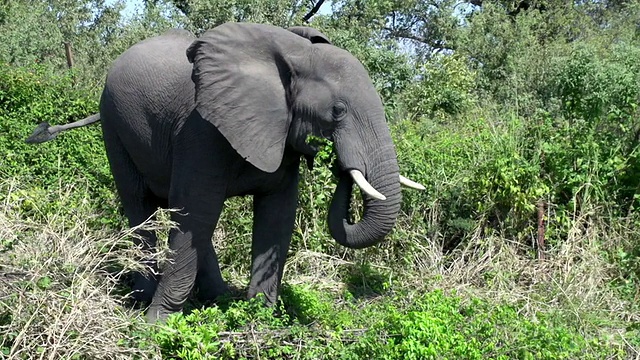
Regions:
[[330, 0, 462, 59], [0, 0, 123, 68], [394, 108, 640, 249], [0, 0, 184, 88], [402, 53, 477, 121], [154, 295, 294, 359], [393, 114, 546, 247], [160, 0, 308, 33], [0, 62, 123, 228], [154, 287, 625, 359]]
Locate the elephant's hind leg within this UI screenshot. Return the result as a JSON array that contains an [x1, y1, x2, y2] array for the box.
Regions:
[[195, 238, 231, 303], [123, 192, 165, 303], [103, 128, 162, 302]]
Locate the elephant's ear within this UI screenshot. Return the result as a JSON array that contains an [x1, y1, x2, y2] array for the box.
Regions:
[[187, 23, 309, 173], [287, 26, 331, 44]]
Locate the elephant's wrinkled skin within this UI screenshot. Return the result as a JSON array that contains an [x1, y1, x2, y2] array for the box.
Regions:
[[26, 23, 423, 322]]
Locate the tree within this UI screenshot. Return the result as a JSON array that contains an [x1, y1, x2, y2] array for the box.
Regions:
[[0, 1, 122, 67], [145, 0, 329, 32], [0, 0, 183, 87]]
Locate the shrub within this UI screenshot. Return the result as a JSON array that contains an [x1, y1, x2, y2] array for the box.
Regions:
[[402, 54, 477, 122], [394, 100, 640, 249], [0, 63, 121, 228], [392, 113, 549, 248]]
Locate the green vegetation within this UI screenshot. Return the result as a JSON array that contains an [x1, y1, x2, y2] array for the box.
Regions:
[[153, 288, 626, 359], [1, 0, 639, 358]]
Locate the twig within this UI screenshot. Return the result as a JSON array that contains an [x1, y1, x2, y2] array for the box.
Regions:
[[536, 200, 546, 260], [251, 323, 261, 360]]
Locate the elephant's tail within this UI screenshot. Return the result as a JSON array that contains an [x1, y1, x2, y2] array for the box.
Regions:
[[25, 113, 101, 144]]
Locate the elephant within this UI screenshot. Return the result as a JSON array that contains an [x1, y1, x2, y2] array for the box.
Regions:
[[26, 22, 424, 322]]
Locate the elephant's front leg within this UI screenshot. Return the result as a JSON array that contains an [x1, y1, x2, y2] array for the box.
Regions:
[[247, 167, 299, 305]]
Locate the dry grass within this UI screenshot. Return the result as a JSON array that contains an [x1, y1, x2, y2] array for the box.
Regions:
[[412, 203, 638, 357], [0, 179, 169, 359]]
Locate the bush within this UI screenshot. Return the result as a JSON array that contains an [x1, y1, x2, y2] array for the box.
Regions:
[[402, 54, 477, 122], [393, 114, 548, 248], [0, 63, 121, 228], [394, 103, 640, 250], [552, 43, 640, 124]]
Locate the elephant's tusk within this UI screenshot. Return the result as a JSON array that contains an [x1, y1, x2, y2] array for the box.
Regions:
[[399, 175, 426, 190], [349, 170, 386, 200]]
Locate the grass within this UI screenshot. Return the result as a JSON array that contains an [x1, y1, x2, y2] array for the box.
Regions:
[[0, 175, 638, 359]]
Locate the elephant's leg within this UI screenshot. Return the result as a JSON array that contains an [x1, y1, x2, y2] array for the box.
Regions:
[[147, 198, 228, 322], [195, 236, 230, 302], [247, 167, 299, 305], [124, 196, 164, 302], [103, 129, 161, 302]]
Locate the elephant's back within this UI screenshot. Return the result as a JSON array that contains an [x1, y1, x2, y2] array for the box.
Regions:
[[110, 29, 195, 79], [104, 29, 196, 122]]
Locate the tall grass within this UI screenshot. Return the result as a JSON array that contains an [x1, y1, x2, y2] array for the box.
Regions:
[[0, 179, 165, 359]]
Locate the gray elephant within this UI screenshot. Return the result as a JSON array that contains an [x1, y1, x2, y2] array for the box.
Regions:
[[26, 23, 424, 322]]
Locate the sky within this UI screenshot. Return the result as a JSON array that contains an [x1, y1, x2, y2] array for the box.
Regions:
[[105, 0, 334, 20]]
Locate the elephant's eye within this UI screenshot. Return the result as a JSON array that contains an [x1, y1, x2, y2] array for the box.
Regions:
[[332, 102, 347, 120]]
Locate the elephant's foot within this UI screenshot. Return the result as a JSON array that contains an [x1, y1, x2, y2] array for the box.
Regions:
[[194, 263, 229, 303], [145, 303, 178, 323], [247, 282, 280, 306], [131, 271, 158, 303]]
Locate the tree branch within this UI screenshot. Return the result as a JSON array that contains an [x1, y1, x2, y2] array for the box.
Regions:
[[303, 0, 326, 22], [466, 0, 546, 16]]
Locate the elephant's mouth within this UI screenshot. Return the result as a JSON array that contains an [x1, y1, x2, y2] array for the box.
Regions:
[[320, 129, 334, 141]]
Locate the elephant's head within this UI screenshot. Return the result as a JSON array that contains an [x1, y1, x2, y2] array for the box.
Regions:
[[186, 22, 419, 249]]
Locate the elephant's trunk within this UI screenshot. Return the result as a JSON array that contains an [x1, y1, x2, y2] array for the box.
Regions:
[[328, 141, 402, 249]]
